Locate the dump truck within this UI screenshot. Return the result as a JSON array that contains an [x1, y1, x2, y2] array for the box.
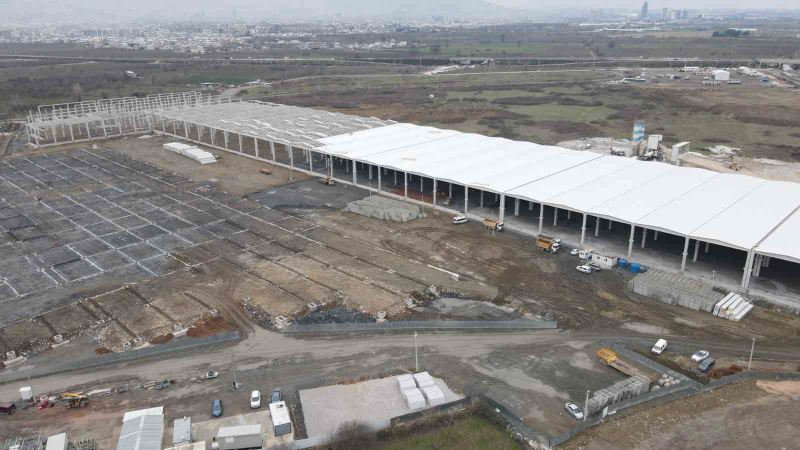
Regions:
[[483, 218, 504, 232], [61, 393, 88, 409], [536, 235, 560, 253]]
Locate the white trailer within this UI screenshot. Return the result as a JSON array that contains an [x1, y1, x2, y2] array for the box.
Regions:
[[216, 425, 263, 450]]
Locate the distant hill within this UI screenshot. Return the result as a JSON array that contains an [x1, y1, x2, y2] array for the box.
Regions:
[[0, 0, 527, 25]]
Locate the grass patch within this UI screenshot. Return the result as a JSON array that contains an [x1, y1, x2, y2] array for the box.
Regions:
[[372, 415, 521, 450]]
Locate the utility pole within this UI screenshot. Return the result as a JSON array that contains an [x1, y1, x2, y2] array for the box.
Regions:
[[232, 353, 238, 391], [583, 389, 590, 422], [748, 337, 756, 370], [414, 331, 419, 372]]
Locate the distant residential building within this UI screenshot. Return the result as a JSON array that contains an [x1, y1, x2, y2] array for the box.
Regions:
[[640, 1, 648, 19], [662, 8, 669, 21]]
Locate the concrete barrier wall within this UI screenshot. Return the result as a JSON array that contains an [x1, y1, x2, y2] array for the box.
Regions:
[[282, 319, 557, 333]]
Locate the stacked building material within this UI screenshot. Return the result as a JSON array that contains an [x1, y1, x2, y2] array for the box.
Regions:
[[413, 372, 436, 389], [421, 385, 445, 406], [402, 387, 426, 410], [163, 142, 216, 164], [629, 269, 724, 312], [585, 375, 651, 416], [712, 293, 754, 321], [396, 374, 416, 392]]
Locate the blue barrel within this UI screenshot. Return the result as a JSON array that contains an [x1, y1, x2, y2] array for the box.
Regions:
[[618, 258, 628, 268], [630, 263, 641, 273]]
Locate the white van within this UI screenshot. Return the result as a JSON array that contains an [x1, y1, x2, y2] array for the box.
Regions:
[[651, 339, 667, 355]]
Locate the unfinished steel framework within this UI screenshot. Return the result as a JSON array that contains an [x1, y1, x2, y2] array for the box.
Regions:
[[23, 93, 800, 299]]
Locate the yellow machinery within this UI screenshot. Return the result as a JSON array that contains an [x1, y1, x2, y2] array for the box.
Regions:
[[62, 392, 89, 409]]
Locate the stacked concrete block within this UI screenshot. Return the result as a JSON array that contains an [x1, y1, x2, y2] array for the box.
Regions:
[[586, 375, 650, 415], [397, 374, 416, 392], [402, 387, 426, 410], [413, 371, 436, 389], [163, 141, 216, 164], [344, 196, 426, 223], [422, 385, 446, 406], [629, 269, 724, 313]]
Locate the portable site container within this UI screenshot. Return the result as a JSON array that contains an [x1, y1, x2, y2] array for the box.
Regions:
[[269, 401, 292, 437], [216, 425, 262, 450]]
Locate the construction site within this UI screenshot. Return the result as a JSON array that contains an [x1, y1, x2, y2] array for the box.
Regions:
[[1, 91, 799, 449]]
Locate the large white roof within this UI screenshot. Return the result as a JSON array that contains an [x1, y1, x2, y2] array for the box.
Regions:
[[317, 122, 800, 261]]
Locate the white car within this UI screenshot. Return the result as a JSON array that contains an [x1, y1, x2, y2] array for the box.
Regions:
[[691, 350, 710, 363], [651, 338, 667, 355], [452, 215, 468, 224], [250, 390, 261, 409], [564, 402, 584, 420], [569, 248, 580, 256], [576, 265, 592, 274]]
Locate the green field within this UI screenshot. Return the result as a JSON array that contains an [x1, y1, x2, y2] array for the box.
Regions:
[[373, 415, 521, 450]]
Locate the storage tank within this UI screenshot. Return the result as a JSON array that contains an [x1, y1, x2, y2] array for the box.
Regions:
[[629, 263, 641, 273], [618, 258, 629, 268]]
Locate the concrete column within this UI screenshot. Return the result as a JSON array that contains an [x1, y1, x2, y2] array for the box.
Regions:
[[223, 131, 229, 149], [641, 228, 647, 248], [289, 145, 294, 168], [378, 167, 382, 191], [628, 225, 635, 258], [254, 138, 259, 158], [197, 124, 203, 142], [514, 198, 520, 216], [567, 210, 571, 220], [499, 194, 505, 223], [654, 230, 659, 241], [85, 122, 92, 139], [210, 127, 215, 147], [352, 160, 357, 185], [184, 121, 189, 138], [433, 179, 437, 205], [595, 217, 600, 237], [693, 240, 700, 262], [449, 183, 453, 198], [68, 124, 75, 142], [741, 250, 755, 289], [553, 207, 558, 226], [608, 220, 612, 231], [368, 165, 373, 180], [480, 191, 484, 208], [269, 141, 276, 161], [309, 151, 314, 172], [705, 242, 710, 253], [580, 214, 587, 244], [404, 172, 408, 197], [538, 204, 544, 234], [420, 176, 423, 192], [680, 237, 690, 271], [464, 187, 469, 213], [394, 171, 398, 185], [764, 256, 770, 268], [51, 126, 58, 144], [529, 202, 533, 211], [753, 254, 762, 277], [238, 134, 243, 153]]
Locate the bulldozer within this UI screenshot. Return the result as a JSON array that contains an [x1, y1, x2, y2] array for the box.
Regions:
[[62, 392, 89, 409]]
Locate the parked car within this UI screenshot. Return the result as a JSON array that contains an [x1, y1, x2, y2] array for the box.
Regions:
[[452, 215, 468, 224], [576, 265, 592, 274], [270, 388, 282, 404], [587, 262, 602, 272], [211, 399, 223, 417], [564, 402, 584, 420], [0, 402, 17, 415], [204, 371, 219, 379], [569, 248, 580, 256], [651, 338, 667, 355], [250, 390, 261, 409], [691, 350, 710, 363], [698, 358, 716, 373]]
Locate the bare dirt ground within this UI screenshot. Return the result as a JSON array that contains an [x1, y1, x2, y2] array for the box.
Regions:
[[561, 380, 800, 450], [2, 139, 800, 446]]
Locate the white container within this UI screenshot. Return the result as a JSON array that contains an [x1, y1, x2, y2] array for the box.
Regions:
[[19, 386, 32, 401]]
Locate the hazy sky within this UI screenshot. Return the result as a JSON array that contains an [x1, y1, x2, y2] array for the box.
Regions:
[[0, 0, 797, 25]]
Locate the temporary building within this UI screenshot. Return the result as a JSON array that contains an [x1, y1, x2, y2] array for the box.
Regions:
[[216, 425, 263, 450], [116, 408, 164, 450], [269, 401, 292, 437], [713, 69, 730, 81], [172, 417, 192, 446], [45, 434, 68, 450]]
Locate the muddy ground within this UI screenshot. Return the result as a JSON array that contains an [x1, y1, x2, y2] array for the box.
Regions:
[[2, 138, 800, 446]]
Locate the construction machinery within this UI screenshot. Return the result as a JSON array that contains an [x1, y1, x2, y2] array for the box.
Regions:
[[320, 177, 335, 186], [483, 218, 504, 232], [61, 393, 88, 409], [259, 168, 272, 175], [536, 235, 560, 253], [435, 191, 453, 206], [596, 348, 653, 380]]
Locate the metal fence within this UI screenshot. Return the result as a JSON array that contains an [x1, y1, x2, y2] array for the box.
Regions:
[[282, 319, 557, 333], [0, 332, 240, 383]]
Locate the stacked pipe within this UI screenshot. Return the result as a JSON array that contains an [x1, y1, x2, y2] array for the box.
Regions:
[[163, 142, 217, 164]]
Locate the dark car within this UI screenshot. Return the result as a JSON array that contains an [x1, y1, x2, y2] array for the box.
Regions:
[[270, 389, 282, 404], [0, 402, 16, 415], [698, 358, 716, 373], [211, 399, 223, 417]]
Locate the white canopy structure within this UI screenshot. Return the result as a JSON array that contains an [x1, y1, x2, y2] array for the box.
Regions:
[[316, 122, 800, 286]]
